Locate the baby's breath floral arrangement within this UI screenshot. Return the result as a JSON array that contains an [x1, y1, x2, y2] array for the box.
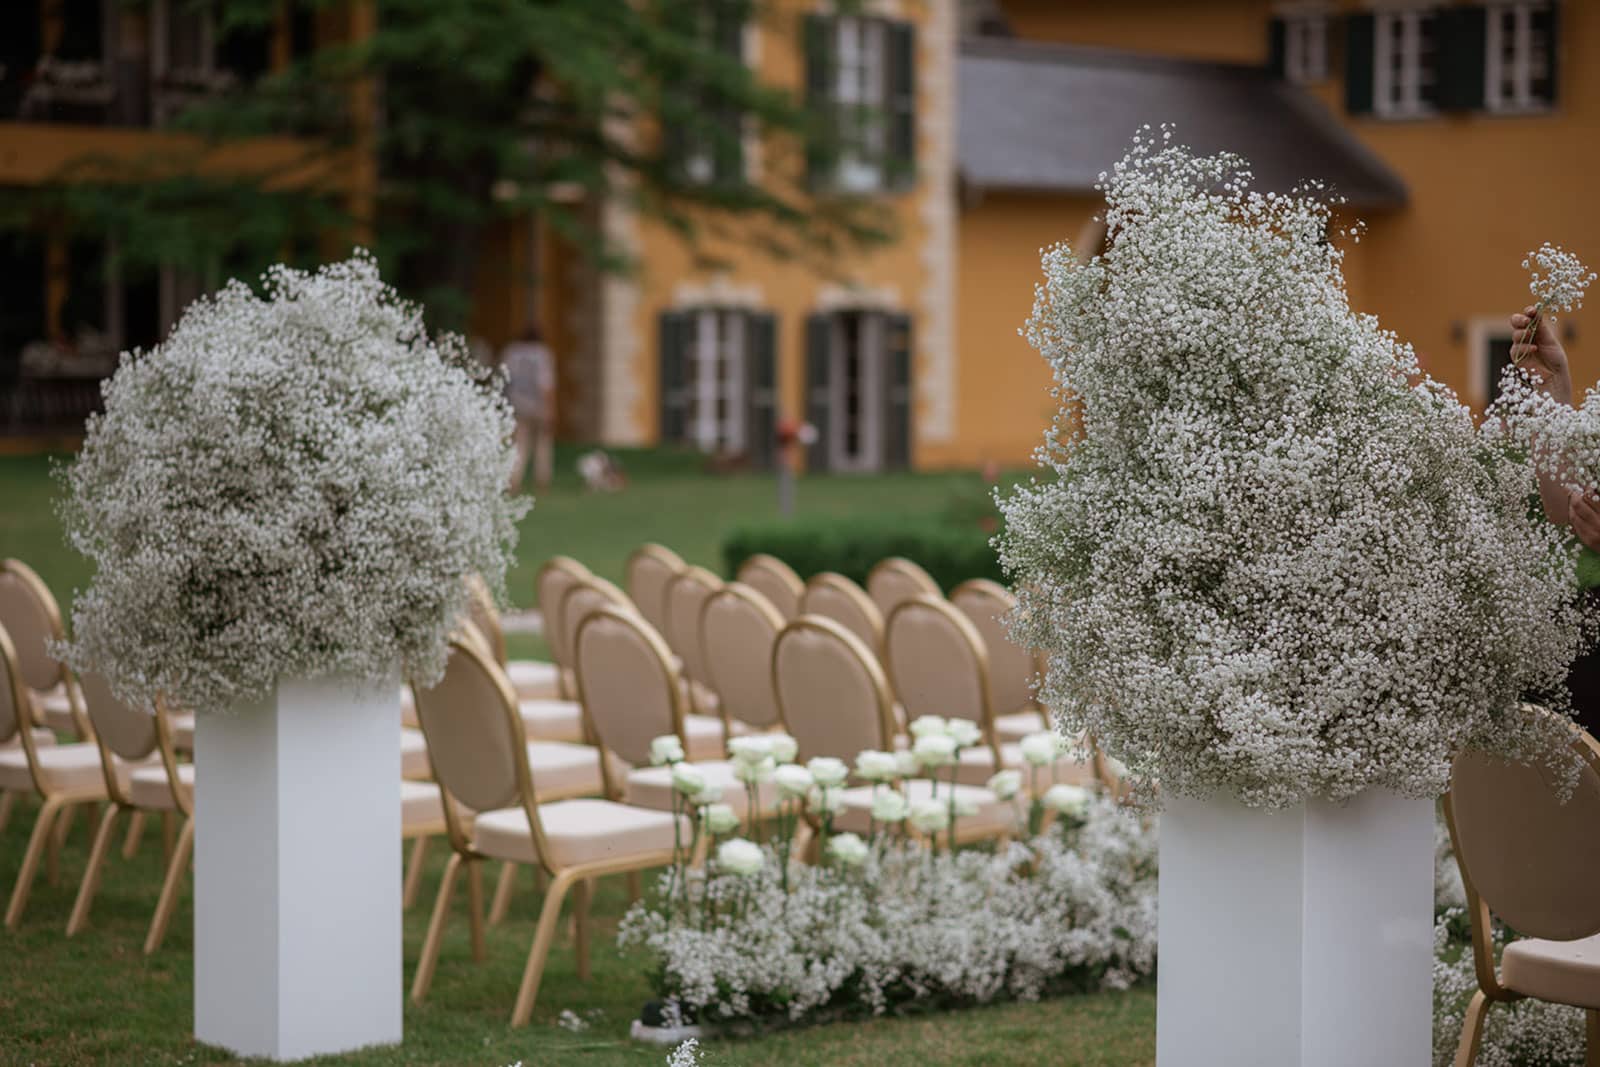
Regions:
[[59, 252, 525, 711], [998, 131, 1588, 808]]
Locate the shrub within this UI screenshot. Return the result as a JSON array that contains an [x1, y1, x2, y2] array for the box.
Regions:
[[721, 518, 1002, 591]]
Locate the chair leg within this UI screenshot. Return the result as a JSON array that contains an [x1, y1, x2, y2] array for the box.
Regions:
[[489, 860, 518, 926], [47, 801, 79, 886], [511, 869, 577, 1027], [410, 852, 463, 1005], [162, 812, 175, 864], [573, 876, 592, 982], [402, 836, 429, 912], [6, 795, 65, 929], [1587, 1009, 1599, 1067], [467, 858, 487, 964], [121, 810, 146, 860], [144, 817, 194, 955], [626, 870, 641, 905], [66, 804, 122, 936], [1454, 990, 1492, 1067], [0, 790, 14, 833]]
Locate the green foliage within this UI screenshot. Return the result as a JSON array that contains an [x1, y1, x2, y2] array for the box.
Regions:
[[722, 517, 1004, 591]]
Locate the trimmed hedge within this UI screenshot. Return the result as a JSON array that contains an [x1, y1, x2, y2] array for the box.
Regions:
[[721, 517, 1004, 592]]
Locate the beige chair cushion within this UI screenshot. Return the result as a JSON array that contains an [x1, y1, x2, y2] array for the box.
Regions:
[[400, 685, 419, 729], [952, 742, 1027, 787], [474, 798, 686, 869], [0, 742, 149, 796], [683, 713, 725, 762], [1502, 933, 1600, 1008], [835, 777, 1011, 837], [401, 779, 447, 834], [33, 683, 81, 735], [526, 741, 604, 800], [129, 762, 193, 811], [518, 698, 585, 743], [507, 660, 562, 701], [169, 711, 196, 752], [0, 727, 56, 751], [401, 728, 432, 781], [624, 760, 777, 818], [995, 710, 1047, 743]]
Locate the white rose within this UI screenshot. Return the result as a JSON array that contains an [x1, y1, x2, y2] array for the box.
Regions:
[[986, 769, 1022, 800], [827, 832, 869, 867], [854, 749, 899, 782], [700, 803, 740, 835], [733, 755, 776, 784], [908, 715, 948, 738], [806, 756, 849, 787], [953, 793, 980, 818], [768, 734, 799, 764], [894, 750, 920, 778], [690, 782, 723, 807], [807, 785, 845, 815], [649, 734, 685, 766], [1020, 731, 1058, 766], [908, 798, 950, 835], [715, 837, 765, 877], [912, 733, 957, 769], [727, 736, 771, 765], [946, 718, 983, 749], [1042, 783, 1092, 820], [670, 763, 707, 797], [872, 790, 909, 823], [774, 763, 813, 799]]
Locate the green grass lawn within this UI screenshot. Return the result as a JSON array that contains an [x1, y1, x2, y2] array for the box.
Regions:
[[0, 445, 1155, 1065]]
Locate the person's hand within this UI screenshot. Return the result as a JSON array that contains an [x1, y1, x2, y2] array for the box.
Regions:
[[1570, 489, 1600, 552], [1511, 306, 1573, 406]]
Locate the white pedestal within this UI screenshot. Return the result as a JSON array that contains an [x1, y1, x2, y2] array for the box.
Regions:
[[1156, 789, 1434, 1067], [194, 674, 402, 1061]]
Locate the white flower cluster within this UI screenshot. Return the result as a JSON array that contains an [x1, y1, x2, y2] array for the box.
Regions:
[[58, 252, 526, 711], [997, 130, 1587, 807], [619, 796, 1157, 1026], [1524, 243, 1595, 315]]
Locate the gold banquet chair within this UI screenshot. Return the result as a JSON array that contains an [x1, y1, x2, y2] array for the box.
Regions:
[[771, 615, 1009, 845], [465, 574, 562, 702], [949, 578, 1048, 742], [735, 553, 804, 620], [662, 565, 728, 728], [535, 555, 594, 701], [409, 635, 686, 1026], [0, 559, 91, 738], [799, 572, 884, 655], [1444, 723, 1600, 1066], [574, 605, 775, 822], [701, 583, 787, 735], [866, 556, 942, 618], [463, 577, 586, 744], [624, 542, 686, 636]]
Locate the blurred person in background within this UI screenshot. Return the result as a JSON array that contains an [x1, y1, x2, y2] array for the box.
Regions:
[[502, 321, 555, 492]]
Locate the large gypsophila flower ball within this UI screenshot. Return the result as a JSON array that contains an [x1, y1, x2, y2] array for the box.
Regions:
[[997, 130, 1590, 808], [58, 251, 527, 712]]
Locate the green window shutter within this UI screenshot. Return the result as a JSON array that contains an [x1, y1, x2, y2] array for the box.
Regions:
[[745, 312, 778, 471], [803, 15, 837, 191], [1344, 13, 1376, 115], [1533, 2, 1560, 105], [886, 20, 917, 191], [805, 313, 833, 472], [1435, 7, 1487, 112], [1267, 18, 1287, 79], [882, 313, 913, 471], [659, 311, 691, 445]]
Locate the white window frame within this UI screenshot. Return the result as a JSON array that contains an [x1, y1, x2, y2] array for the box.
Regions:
[[687, 308, 746, 454], [1485, 2, 1552, 113], [833, 16, 888, 194], [1283, 13, 1331, 84], [1373, 8, 1436, 118], [828, 310, 885, 473]]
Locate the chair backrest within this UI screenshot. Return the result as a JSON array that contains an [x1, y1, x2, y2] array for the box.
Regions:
[[1447, 725, 1600, 942], [535, 556, 592, 670], [0, 559, 67, 694], [0, 624, 24, 746], [412, 637, 526, 816], [884, 595, 996, 747], [950, 578, 1040, 717], [664, 565, 722, 687], [701, 583, 785, 730], [772, 615, 896, 762], [558, 577, 633, 676], [866, 557, 941, 617], [736, 554, 804, 619], [463, 574, 509, 666], [574, 606, 684, 773], [800, 572, 884, 654], [79, 670, 157, 764], [625, 543, 686, 633]]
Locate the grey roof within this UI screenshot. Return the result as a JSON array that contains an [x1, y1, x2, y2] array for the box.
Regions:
[[958, 39, 1409, 210]]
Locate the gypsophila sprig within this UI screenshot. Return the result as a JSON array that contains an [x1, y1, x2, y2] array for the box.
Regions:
[[998, 131, 1588, 808], [58, 252, 526, 711], [1524, 243, 1595, 315]]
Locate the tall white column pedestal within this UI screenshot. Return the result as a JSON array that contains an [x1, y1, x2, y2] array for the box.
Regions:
[[1156, 789, 1434, 1067], [194, 674, 402, 1061]]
